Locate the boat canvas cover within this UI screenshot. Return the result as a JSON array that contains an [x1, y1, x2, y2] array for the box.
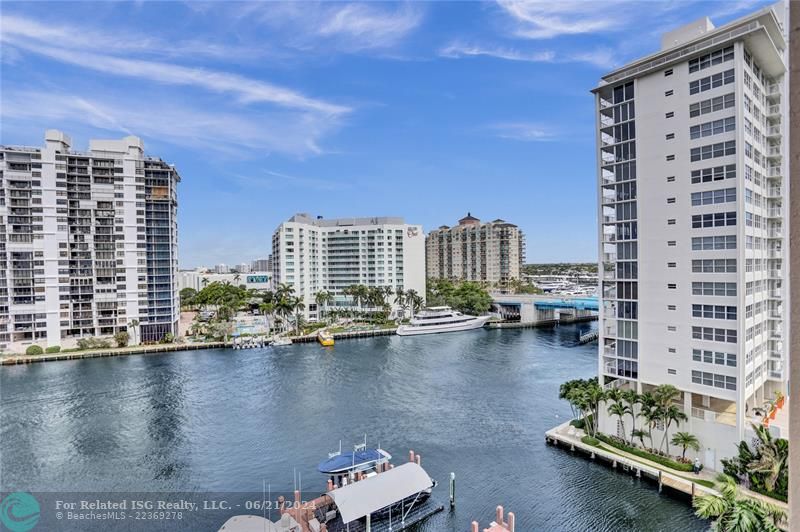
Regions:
[[318, 448, 385, 474], [326, 462, 434, 524]]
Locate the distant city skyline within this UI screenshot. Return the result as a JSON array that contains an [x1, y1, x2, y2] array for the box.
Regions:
[[0, 1, 775, 267]]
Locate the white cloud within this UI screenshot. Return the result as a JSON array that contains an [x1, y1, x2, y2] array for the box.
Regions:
[[496, 1, 622, 39], [439, 41, 617, 69], [488, 122, 559, 142], [1, 90, 341, 157], [232, 170, 352, 192], [439, 42, 555, 62], [3, 45, 346, 117], [235, 2, 423, 52]]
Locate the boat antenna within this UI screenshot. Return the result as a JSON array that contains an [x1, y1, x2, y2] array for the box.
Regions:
[[293, 467, 296, 492]]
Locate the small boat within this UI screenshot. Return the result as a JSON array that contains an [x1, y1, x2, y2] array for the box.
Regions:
[[271, 337, 292, 346], [397, 306, 490, 336], [317, 330, 334, 347], [318, 440, 391, 478]]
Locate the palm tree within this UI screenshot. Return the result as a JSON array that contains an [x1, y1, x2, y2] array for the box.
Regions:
[[291, 297, 305, 335], [275, 283, 295, 300], [405, 289, 422, 318], [693, 474, 785, 532], [258, 302, 274, 335], [640, 405, 661, 450], [201, 277, 209, 287], [621, 389, 640, 434], [128, 319, 140, 345], [671, 431, 701, 460], [607, 401, 632, 444], [275, 296, 295, 333], [314, 291, 333, 323], [747, 430, 787, 493], [631, 429, 649, 448], [660, 404, 688, 455], [233, 273, 241, 284]]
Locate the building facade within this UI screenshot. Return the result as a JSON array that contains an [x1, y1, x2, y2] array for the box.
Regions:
[[594, 4, 789, 470], [271, 213, 425, 320], [251, 258, 270, 272], [177, 269, 271, 292], [425, 213, 525, 290], [0, 130, 180, 352]]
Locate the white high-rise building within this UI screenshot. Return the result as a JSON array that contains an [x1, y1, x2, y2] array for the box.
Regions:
[[0, 130, 180, 352], [594, 3, 789, 470], [271, 213, 425, 320]]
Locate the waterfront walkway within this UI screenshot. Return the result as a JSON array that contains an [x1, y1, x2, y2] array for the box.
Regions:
[[0, 341, 227, 365], [545, 421, 788, 515]]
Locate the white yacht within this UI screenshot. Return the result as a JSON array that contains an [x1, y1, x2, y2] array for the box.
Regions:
[[396, 306, 490, 336]]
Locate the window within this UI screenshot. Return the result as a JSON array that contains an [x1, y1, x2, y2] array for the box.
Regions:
[[667, 262, 677, 268], [691, 212, 736, 228], [666, 154, 675, 161], [667, 197, 676, 204], [667, 326, 677, 332], [668, 369, 677, 375], [691, 326, 737, 343], [667, 219, 676, 225], [691, 235, 736, 250], [665, 89, 674, 96], [668, 240, 676, 246], [666, 133, 675, 140], [689, 116, 735, 139], [668, 305, 677, 310], [666, 111, 674, 118], [665, 69, 673, 76], [692, 304, 737, 320], [666, 175, 675, 182], [690, 140, 736, 161], [690, 187, 736, 206], [667, 283, 677, 289], [691, 164, 735, 183], [689, 93, 735, 117], [689, 69, 735, 95], [691, 282, 737, 296], [688, 46, 734, 73]]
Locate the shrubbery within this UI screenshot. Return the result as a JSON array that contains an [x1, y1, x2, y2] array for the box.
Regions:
[[25, 345, 43, 356], [595, 433, 694, 472], [581, 435, 600, 446], [45, 346, 61, 354], [114, 331, 130, 348], [77, 337, 112, 350]]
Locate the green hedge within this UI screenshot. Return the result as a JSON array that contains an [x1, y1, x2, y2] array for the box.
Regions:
[[581, 435, 600, 446], [595, 433, 694, 472], [45, 346, 61, 354], [25, 345, 43, 356], [751, 486, 788, 503]]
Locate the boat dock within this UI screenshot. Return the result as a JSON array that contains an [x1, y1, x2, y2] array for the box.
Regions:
[[290, 328, 396, 343], [545, 421, 716, 498], [1, 341, 228, 365]]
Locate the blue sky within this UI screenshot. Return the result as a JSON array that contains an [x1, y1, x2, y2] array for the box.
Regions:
[[1, 0, 773, 267]]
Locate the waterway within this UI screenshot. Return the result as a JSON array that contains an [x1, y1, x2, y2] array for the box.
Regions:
[[0, 323, 706, 531]]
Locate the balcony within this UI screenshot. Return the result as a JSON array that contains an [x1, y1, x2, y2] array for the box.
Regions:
[[765, 83, 781, 97], [768, 289, 782, 299], [766, 124, 782, 139], [767, 104, 781, 117], [768, 165, 782, 178], [767, 145, 782, 159]]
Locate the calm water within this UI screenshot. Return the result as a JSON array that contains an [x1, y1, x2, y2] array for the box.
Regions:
[[1, 324, 707, 531]]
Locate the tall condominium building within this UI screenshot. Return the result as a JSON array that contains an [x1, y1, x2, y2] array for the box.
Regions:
[[0, 130, 180, 352], [271, 213, 425, 320], [594, 3, 789, 470], [425, 213, 525, 289], [251, 258, 270, 272]]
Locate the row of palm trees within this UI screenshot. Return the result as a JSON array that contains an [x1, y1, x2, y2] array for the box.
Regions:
[[561, 379, 699, 459], [258, 283, 305, 335], [605, 385, 699, 459], [312, 285, 424, 321]]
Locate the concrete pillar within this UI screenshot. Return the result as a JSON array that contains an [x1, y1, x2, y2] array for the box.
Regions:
[[684, 391, 693, 434], [471, 522, 479, 532], [409, 450, 415, 463], [496, 505, 504, 526], [507, 512, 515, 532]]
